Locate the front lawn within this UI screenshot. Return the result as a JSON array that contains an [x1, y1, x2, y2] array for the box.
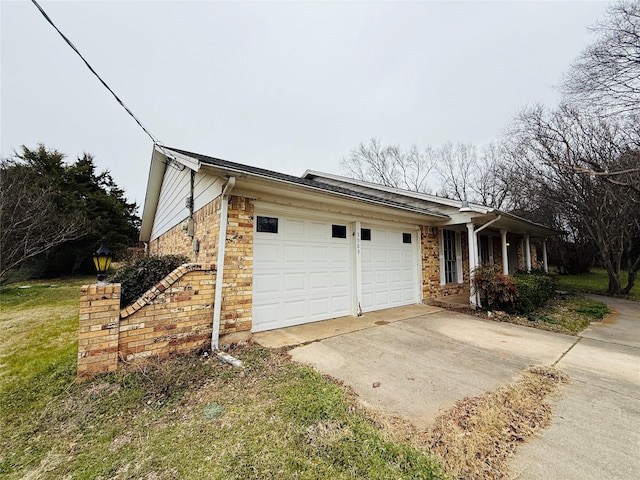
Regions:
[[553, 268, 639, 302], [0, 279, 446, 480]]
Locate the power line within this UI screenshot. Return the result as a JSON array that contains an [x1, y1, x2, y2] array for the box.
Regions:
[[30, 0, 159, 146]]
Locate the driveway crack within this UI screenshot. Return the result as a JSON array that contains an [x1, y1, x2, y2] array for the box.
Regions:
[[553, 336, 582, 367]]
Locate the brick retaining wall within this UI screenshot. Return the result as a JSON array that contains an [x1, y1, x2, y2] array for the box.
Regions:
[[78, 264, 217, 379]]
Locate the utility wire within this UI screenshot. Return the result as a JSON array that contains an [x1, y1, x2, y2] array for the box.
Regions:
[[31, 0, 159, 146]]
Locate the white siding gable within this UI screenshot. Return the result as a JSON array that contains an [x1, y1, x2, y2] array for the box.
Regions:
[[150, 165, 223, 241]]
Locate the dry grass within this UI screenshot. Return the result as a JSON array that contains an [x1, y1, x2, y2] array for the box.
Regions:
[[416, 367, 568, 480], [352, 367, 569, 480]]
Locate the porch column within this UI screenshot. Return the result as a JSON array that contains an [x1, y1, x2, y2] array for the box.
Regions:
[[500, 229, 508, 275], [467, 223, 478, 306], [542, 238, 549, 273], [524, 235, 531, 273]]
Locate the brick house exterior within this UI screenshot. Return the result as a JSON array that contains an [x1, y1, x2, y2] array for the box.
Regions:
[[139, 146, 556, 347]]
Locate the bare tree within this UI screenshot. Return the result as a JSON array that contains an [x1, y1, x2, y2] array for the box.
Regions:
[[435, 142, 476, 201], [434, 142, 515, 209], [0, 158, 85, 281], [340, 138, 436, 192], [562, 1, 640, 116], [508, 104, 640, 294]]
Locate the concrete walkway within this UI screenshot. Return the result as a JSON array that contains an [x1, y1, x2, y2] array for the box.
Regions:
[[512, 295, 640, 480]]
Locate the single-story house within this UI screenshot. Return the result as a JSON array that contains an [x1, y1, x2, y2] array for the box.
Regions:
[[139, 145, 557, 347]]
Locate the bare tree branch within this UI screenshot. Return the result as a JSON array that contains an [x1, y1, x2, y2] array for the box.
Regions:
[[340, 138, 436, 193], [562, 1, 640, 116], [0, 158, 86, 280]]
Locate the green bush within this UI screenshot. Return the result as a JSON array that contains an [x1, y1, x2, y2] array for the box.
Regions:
[[513, 273, 555, 314], [109, 254, 189, 307], [473, 265, 518, 311]]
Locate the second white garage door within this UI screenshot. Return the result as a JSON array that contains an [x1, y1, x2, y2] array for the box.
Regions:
[[360, 226, 418, 312], [253, 215, 352, 332]]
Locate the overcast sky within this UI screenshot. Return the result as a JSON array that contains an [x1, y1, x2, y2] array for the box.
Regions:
[[1, 0, 611, 207]]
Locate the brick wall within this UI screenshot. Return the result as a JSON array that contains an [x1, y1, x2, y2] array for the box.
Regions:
[[77, 284, 121, 378], [119, 264, 216, 362], [77, 264, 216, 379], [147, 194, 254, 339], [420, 226, 470, 300], [149, 196, 222, 264], [219, 196, 254, 336]]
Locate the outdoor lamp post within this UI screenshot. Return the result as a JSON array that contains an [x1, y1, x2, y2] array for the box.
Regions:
[[93, 241, 112, 284]]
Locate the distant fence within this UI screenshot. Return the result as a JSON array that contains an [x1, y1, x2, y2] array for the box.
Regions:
[[77, 263, 216, 378]]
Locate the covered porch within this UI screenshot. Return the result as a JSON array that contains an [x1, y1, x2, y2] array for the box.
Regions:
[[438, 211, 558, 307]]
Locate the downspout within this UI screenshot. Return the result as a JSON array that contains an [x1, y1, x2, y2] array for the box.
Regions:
[[211, 176, 236, 351], [474, 214, 502, 236]]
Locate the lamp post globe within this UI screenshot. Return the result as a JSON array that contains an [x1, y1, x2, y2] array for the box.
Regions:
[[93, 241, 112, 285]]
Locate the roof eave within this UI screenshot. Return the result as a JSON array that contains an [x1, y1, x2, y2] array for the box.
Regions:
[[139, 146, 168, 243], [201, 162, 448, 219]]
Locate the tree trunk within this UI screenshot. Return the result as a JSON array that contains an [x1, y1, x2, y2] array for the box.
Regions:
[[621, 255, 640, 295], [621, 270, 636, 295], [606, 269, 622, 295], [602, 252, 622, 294]]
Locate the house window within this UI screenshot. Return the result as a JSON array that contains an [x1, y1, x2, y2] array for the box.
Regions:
[[332, 224, 347, 238], [479, 235, 490, 264], [443, 229, 457, 283], [361, 228, 371, 241], [403, 233, 412, 244], [256, 216, 278, 233]]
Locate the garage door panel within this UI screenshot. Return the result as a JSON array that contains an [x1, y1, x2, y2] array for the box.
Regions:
[[331, 270, 349, 288], [254, 273, 280, 294], [332, 295, 350, 312], [309, 245, 328, 263], [361, 225, 418, 312], [283, 272, 306, 291], [254, 243, 281, 264], [284, 301, 305, 322], [253, 303, 280, 327], [253, 215, 352, 332], [309, 271, 330, 289], [284, 218, 305, 236], [309, 221, 327, 238], [284, 245, 305, 264], [331, 246, 349, 263], [389, 269, 403, 283], [375, 270, 388, 285]]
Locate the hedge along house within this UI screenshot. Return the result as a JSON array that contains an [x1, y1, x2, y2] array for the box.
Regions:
[[139, 146, 557, 349]]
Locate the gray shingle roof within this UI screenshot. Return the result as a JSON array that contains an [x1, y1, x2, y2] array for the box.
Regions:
[[164, 146, 448, 218]]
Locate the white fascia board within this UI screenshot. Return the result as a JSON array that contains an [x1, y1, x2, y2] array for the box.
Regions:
[[203, 165, 448, 220], [160, 147, 202, 172], [303, 170, 491, 213], [139, 145, 168, 242]]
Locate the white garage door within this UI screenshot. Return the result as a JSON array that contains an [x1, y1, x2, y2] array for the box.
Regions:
[[253, 215, 352, 332], [361, 226, 418, 312]]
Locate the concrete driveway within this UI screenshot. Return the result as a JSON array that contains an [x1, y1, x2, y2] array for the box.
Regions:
[[511, 295, 640, 480], [284, 297, 640, 479]]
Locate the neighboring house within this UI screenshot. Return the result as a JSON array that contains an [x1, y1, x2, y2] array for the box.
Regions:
[[139, 146, 556, 346]]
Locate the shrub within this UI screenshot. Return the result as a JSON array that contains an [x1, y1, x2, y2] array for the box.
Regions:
[[513, 272, 555, 314], [473, 265, 518, 311], [109, 254, 189, 307]]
